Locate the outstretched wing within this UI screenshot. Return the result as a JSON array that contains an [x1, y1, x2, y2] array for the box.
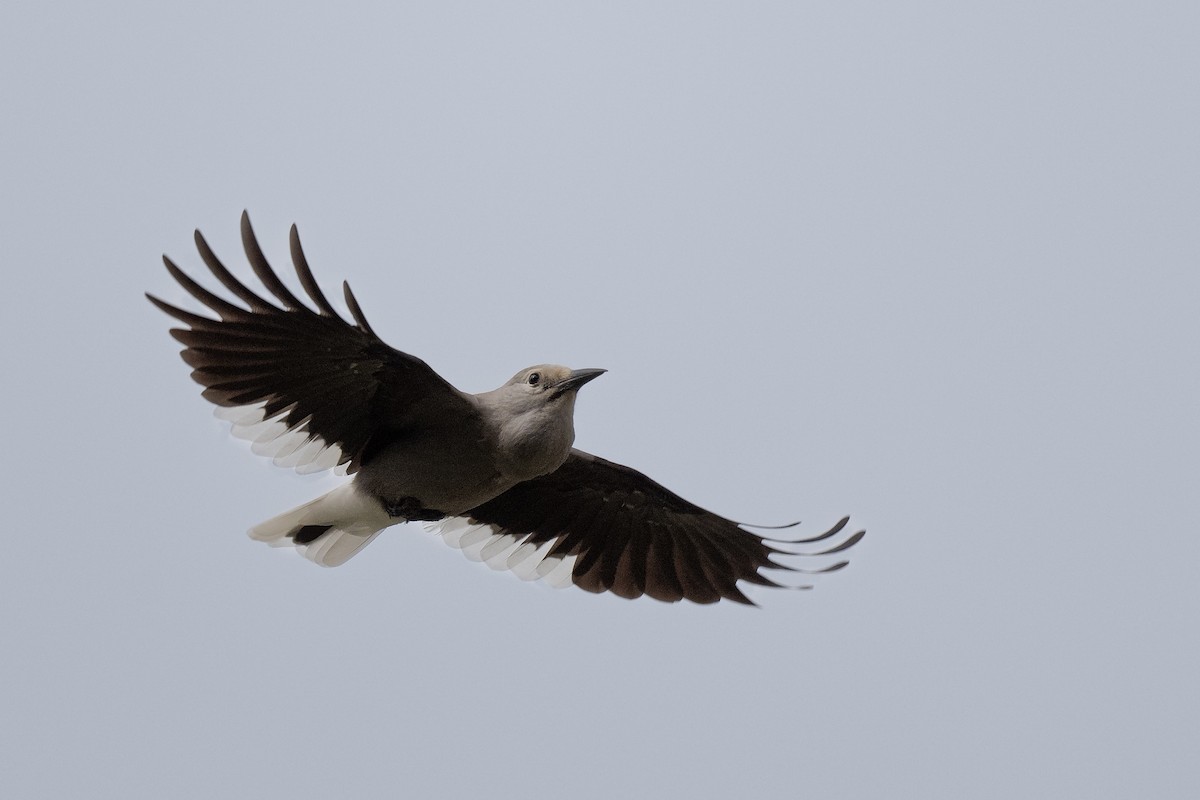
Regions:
[[431, 449, 865, 605], [147, 211, 481, 474]]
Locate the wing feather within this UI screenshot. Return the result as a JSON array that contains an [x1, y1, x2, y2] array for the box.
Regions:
[[446, 449, 864, 605], [148, 213, 481, 474]]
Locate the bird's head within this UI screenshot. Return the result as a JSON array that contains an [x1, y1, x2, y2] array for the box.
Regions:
[[503, 365, 607, 403], [484, 365, 606, 479], [485, 364, 606, 423]]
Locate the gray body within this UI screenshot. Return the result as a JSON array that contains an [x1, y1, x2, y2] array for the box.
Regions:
[[356, 365, 596, 516]]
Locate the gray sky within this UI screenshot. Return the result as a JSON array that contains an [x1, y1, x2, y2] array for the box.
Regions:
[[3, 2, 1198, 798]]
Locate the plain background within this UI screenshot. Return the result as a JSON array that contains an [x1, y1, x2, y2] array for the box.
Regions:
[[2, 3, 1197, 798]]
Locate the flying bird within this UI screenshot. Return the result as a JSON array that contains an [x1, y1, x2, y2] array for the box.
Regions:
[[147, 213, 864, 605]]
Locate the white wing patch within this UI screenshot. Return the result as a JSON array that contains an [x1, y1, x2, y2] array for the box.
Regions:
[[428, 517, 578, 589], [216, 402, 347, 475]]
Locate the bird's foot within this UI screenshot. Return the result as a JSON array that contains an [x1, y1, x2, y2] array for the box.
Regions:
[[382, 496, 446, 522]]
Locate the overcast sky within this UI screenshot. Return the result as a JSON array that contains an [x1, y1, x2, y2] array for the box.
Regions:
[[2, 2, 1198, 798]]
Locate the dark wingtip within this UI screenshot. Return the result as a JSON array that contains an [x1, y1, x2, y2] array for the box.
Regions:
[[812, 529, 866, 556], [160, 254, 189, 286], [192, 229, 216, 266], [765, 555, 851, 574], [762, 515, 850, 544], [342, 280, 378, 337], [290, 222, 340, 318], [146, 291, 209, 326], [240, 210, 306, 311], [239, 210, 254, 247], [739, 519, 802, 531]]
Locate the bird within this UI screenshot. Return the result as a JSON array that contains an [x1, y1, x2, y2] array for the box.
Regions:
[[147, 212, 864, 605]]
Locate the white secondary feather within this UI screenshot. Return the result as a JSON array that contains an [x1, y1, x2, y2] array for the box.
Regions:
[[426, 518, 577, 588], [248, 483, 395, 567], [540, 556, 577, 588], [216, 403, 346, 474], [507, 539, 557, 581]]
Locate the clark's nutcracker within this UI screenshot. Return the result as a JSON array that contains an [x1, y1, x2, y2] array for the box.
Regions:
[[147, 213, 864, 605]]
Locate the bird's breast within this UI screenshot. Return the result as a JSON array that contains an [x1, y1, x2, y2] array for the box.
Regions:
[[493, 408, 575, 483]]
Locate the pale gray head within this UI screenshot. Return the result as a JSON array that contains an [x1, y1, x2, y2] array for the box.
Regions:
[[503, 364, 606, 401], [482, 365, 606, 481], [479, 364, 607, 422]]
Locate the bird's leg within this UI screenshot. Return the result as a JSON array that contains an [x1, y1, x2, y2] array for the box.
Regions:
[[381, 496, 446, 522]]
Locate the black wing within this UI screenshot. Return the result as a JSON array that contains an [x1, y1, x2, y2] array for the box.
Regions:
[[453, 449, 865, 605], [147, 212, 480, 474]]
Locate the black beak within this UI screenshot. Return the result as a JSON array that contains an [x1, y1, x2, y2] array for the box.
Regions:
[[553, 368, 606, 396]]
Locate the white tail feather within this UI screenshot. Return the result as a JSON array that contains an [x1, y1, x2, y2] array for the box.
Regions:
[[248, 483, 395, 567]]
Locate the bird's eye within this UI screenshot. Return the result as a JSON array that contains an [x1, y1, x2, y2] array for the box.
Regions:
[[528, 372, 541, 386]]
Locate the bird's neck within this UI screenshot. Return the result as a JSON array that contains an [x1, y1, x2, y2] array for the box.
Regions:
[[489, 399, 577, 482]]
